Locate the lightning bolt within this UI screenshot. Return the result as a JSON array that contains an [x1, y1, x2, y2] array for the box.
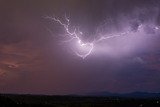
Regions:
[[45, 16, 160, 59], [45, 16, 94, 59]]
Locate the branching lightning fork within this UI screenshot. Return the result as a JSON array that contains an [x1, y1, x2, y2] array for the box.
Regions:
[[45, 16, 94, 59], [45, 16, 160, 59]]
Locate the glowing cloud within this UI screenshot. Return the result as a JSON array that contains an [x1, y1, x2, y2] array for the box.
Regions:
[[45, 14, 160, 59]]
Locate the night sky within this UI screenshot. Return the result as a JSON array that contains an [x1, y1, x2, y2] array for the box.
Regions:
[[0, 0, 160, 95]]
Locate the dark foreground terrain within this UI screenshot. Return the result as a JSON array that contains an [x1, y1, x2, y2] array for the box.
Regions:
[[0, 94, 160, 107]]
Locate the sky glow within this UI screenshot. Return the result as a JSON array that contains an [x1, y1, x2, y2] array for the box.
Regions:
[[46, 15, 160, 59]]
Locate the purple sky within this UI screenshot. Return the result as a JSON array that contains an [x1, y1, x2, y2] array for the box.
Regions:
[[0, 0, 160, 95]]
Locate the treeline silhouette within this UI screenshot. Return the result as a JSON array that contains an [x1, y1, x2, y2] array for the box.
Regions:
[[0, 94, 160, 107]]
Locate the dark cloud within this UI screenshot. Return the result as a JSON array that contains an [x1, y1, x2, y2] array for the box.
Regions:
[[0, 0, 160, 95]]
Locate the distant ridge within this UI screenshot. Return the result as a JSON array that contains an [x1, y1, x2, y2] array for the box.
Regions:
[[85, 91, 160, 98]]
